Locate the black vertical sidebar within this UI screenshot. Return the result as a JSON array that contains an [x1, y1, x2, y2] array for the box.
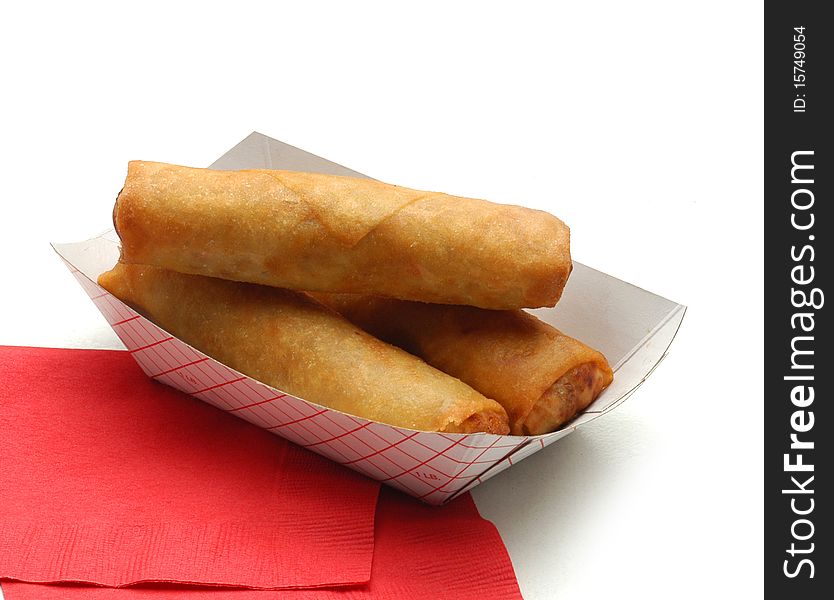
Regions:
[[765, 1, 830, 598]]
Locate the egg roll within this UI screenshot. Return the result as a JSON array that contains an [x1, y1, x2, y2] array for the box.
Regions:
[[98, 263, 509, 434], [312, 294, 614, 435], [113, 161, 571, 310]]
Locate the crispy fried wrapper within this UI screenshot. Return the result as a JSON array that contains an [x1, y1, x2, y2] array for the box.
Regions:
[[113, 161, 571, 310], [313, 294, 614, 435], [98, 263, 509, 435]]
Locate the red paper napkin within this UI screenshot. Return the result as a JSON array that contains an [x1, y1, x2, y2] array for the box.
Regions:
[[0, 346, 379, 589], [2, 488, 523, 600]]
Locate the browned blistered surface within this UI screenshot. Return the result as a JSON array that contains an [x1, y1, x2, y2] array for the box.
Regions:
[[114, 161, 571, 310], [98, 263, 509, 434], [314, 294, 613, 435]]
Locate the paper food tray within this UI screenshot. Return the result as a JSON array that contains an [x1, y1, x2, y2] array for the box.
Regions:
[[52, 132, 685, 505]]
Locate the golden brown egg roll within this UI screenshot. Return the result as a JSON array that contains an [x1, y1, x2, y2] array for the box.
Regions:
[[98, 263, 509, 434], [311, 294, 614, 435], [113, 161, 571, 310]]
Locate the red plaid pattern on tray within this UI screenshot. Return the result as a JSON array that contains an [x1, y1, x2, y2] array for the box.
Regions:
[[63, 256, 530, 505]]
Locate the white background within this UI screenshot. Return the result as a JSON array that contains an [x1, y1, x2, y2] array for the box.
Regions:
[[0, 2, 763, 599]]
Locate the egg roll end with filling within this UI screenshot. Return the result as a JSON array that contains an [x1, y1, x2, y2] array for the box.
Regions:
[[517, 361, 611, 436], [312, 295, 613, 436]]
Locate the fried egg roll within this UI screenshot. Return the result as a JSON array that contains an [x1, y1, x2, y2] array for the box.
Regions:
[[312, 294, 614, 435], [98, 263, 509, 434], [113, 161, 571, 310]]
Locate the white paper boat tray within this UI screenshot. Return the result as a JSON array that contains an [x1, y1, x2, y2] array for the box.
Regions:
[[53, 132, 686, 505]]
